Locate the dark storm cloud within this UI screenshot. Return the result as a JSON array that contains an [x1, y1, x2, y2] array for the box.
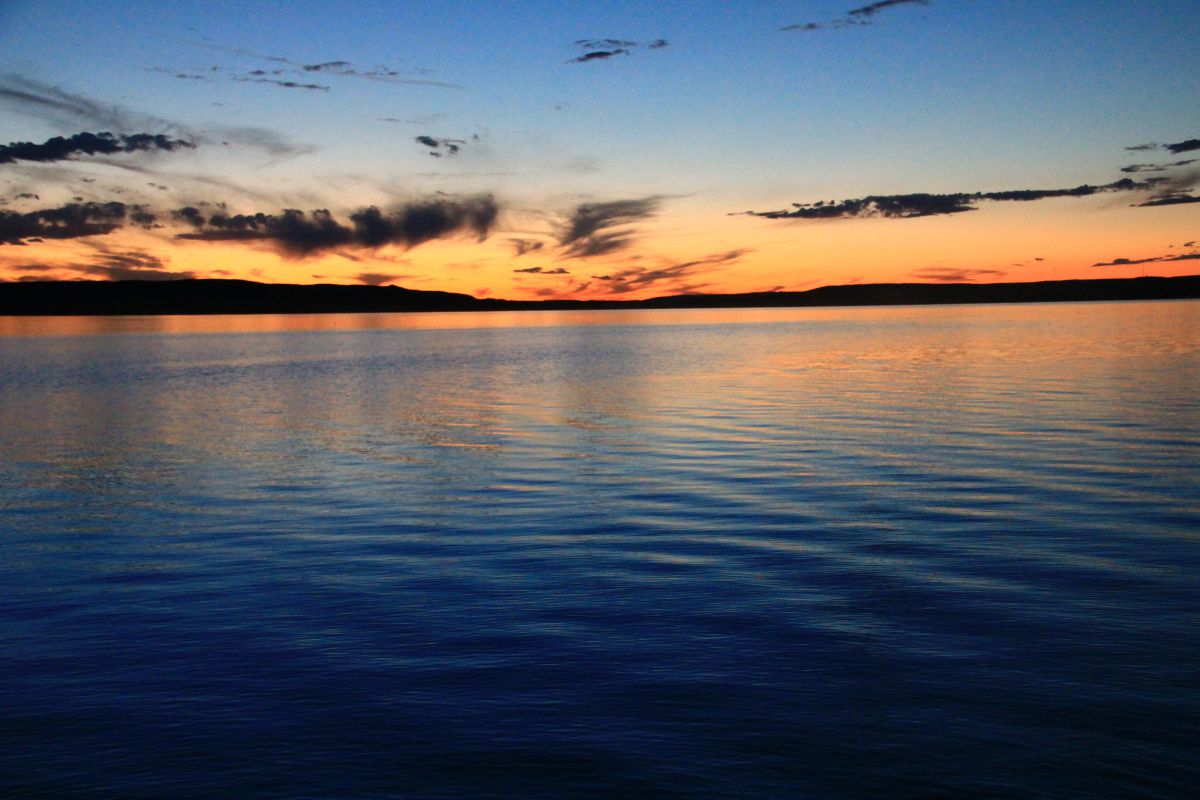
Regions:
[[1093, 252, 1200, 267], [175, 195, 499, 257], [783, 0, 928, 31], [568, 39, 668, 64], [744, 178, 1164, 221], [909, 267, 1006, 283], [558, 197, 661, 258], [513, 266, 569, 274], [0, 131, 196, 165], [591, 249, 748, 295], [0, 201, 152, 244]]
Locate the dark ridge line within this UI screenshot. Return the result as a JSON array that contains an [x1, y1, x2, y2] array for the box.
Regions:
[[2, 275, 1199, 316]]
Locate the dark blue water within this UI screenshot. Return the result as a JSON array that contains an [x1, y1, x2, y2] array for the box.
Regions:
[[2, 302, 1198, 798]]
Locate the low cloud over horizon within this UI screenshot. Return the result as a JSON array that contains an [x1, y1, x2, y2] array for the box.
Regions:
[[742, 176, 1195, 221], [173, 195, 499, 257]]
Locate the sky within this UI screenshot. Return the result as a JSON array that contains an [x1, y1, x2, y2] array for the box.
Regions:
[[1, 0, 1198, 300]]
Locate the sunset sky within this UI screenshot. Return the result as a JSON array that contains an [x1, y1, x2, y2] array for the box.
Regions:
[[1, 0, 1198, 300]]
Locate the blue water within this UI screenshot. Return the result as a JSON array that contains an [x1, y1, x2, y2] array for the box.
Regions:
[[2, 301, 1198, 798]]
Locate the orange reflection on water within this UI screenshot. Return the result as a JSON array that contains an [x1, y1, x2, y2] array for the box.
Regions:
[[0, 305, 919, 338]]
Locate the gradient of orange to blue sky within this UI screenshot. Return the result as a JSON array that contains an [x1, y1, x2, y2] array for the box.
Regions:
[[1, 1, 1198, 300]]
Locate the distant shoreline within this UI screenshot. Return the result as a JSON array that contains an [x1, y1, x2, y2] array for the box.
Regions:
[[2, 275, 1199, 316]]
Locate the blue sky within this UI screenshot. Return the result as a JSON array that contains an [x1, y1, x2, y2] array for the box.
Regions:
[[1, 1, 1198, 296]]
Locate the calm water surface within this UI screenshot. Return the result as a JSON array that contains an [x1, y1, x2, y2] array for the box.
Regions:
[[2, 301, 1198, 798]]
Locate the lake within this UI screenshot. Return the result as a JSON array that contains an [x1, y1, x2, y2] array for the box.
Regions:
[[2, 301, 1198, 798]]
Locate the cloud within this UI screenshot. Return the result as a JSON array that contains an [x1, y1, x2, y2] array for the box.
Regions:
[[175, 194, 499, 257], [0, 131, 196, 165], [1166, 138, 1200, 155], [1, 201, 153, 244], [568, 38, 668, 64], [1120, 159, 1196, 173], [355, 272, 407, 286], [0, 75, 311, 159], [783, 0, 929, 31], [513, 266, 569, 274], [193, 42, 463, 89], [590, 249, 748, 295], [1123, 137, 1200, 155], [508, 238, 545, 256], [9, 246, 194, 281], [1093, 252, 1200, 267], [558, 196, 661, 258], [848, 0, 929, 19], [570, 49, 629, 63], [909, 267, 1005, 282], [744, 178, 1168, 220], [1135, 194, 1200, 207], [232, 76, 329, 91], [415, 135, 465, 157]]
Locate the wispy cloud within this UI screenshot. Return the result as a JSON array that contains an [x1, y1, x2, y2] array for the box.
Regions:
[[513, 266, 569, 274], [1120, 159, 1196, 173], [909, 267, 1006, 282], [1093, 251, 1200, 267], [558, 197, 661, 258], [742, 177, 1179, 221], [568, 38, 668, 64], [7, 245, 194, 281], [0, 75, 312, 159], [783, 0, 929, 32], [590, 249, 748, 295], [508, 238, 545, 256], [192, 42, 463, 89], [355, 271, 410, 286], [1135, 194, 1200, 207], [1124, 137, 1200, 155]]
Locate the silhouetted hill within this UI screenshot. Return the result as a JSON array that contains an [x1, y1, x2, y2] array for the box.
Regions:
[[2, 275, 1199, 316]]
